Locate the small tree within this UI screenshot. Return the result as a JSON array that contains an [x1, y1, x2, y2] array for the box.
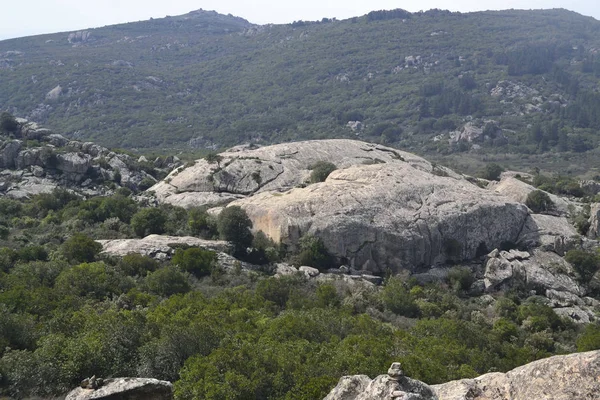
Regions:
[[131, 207, 167, 237], [525, 190, 554, 213], [217, 206, 253, 253], [0, 112, 19, 134], [171, 247, 217, 277], [565, 249, 600, 282], [293, 234, 333, 271], [478, 163, 504, 181], [309, 161, 337, 183], [60, 233, 102, 263], [146, 266, 190, 297]]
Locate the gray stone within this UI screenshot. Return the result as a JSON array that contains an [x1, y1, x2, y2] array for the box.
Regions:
[[324, 363, 438, 400], [299, 266, 320, 277], [65, 377, 172, 400], [587, 203, 600, 239], [274, 263, 298, 277], [433, 351, 600, 400], [0, 140, 21, 169], [98, 235, 229, 258]]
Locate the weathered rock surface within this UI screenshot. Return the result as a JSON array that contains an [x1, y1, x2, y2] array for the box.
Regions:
[[324, 362, 438, 400], [231, 162, 528, 272], [432, 350, 600, 400], [150, 139, 455, 209], [488, 177, 573, 216], [65, 377, 172, 400], [517, 214, 580, 255], [0, 118, 170, 197], [587, 203, 600, 239], [98, 234, 229, 259]]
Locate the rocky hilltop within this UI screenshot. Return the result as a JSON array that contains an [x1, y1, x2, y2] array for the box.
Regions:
[[325, 351, 600, 400], [0, 117, 178, 197]]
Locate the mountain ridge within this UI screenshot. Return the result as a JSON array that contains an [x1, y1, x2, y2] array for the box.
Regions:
[[2, 8, 600, 175]]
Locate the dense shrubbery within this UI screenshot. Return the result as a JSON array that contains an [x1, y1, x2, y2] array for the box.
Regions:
[[525, 190, 554, 213], [0, 182, 594, 399]]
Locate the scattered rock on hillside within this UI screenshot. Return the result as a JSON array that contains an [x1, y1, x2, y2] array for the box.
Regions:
[[489, 177, 574, 216], [65, 377, 172, 400], [432, 351, 600, 400]]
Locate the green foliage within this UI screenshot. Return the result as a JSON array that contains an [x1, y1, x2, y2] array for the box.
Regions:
[[55, 262, 128, 299], [565, 249, 600, 282], [293, 235, 334, 271], [131, 207, 167, 237], [217, 206, 253, 252], [381, 277, 420, 317], [119, 253, 159, 276], [309, 161, 337, 183], [0, 112, 18, 134], [478, 163, 504, 181], [145, 266, 191, 297], [60, 233, 103, 263], [447, 266, 474, 292], [187, 207, 218, 239], [525, 190, 554, 213], [577, 323, 600, 351], [171, 247, 217, 277]]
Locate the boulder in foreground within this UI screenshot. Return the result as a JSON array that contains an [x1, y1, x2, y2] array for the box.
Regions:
[[65, 377, 172, 400]]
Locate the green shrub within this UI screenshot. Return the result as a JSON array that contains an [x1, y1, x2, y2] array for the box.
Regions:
[[478, 163, 504, 181], [171, 247, 217, 278], [525, 190, 553, 213], [565, 249, 600, 282], [188, 208, 218, 238], [447, 266, 474, 292], [577, 323, 600, 351], [381, 277, 420, 317], [131, 207, 167, 237], [293, 235, 333, 271], [0, 112, 19, 134], [217, 206, 253, 253], [60, 233, 102, 263], [119, 253, 159, 276], [309, 161, 337, 183], [146, 266, 190, 297]]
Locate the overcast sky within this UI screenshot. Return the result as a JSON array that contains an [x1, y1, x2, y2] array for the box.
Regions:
[[1, 0, 599, 41]]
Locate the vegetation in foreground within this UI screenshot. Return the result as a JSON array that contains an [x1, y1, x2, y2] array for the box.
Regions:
[[0, 189, 598, 399]]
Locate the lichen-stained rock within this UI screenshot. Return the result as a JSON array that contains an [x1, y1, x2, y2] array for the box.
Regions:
[[65, 377, 173, 400], [149, 139, 457, 209], [432, 351, 600, 400], [231, 162, 528, 273], [517, 213, 580, 255]]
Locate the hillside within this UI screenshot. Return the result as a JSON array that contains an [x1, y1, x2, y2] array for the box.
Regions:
[[2, 8, 600, 173]]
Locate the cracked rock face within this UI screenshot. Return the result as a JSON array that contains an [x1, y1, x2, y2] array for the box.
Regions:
[[432, 351, 600, 400], [151, 140, 529, 272], [149, 139, 451, 209], [232, 161, 528, 273]]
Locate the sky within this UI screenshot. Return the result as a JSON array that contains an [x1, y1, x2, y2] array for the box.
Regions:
[[1, 0, 599, 41]]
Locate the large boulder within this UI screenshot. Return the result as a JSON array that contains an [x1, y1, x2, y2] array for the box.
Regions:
[[150, 140, 531, 273], [432, 351, 600, 400], [231, 162, 528, 273], [98, 234, 229, 259], [65, 377, 172, 400], [149, 139, 455, 209]]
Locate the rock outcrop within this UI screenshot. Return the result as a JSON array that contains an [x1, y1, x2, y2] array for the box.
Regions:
[[324, 362, 438, 400], [326, 352, 600, 400], [151, 140, 530, 272], [65, 377, 172, 400], [0, 118, 173, 197], [231, 161, 528, 273], [432, 350, 600, 400]]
